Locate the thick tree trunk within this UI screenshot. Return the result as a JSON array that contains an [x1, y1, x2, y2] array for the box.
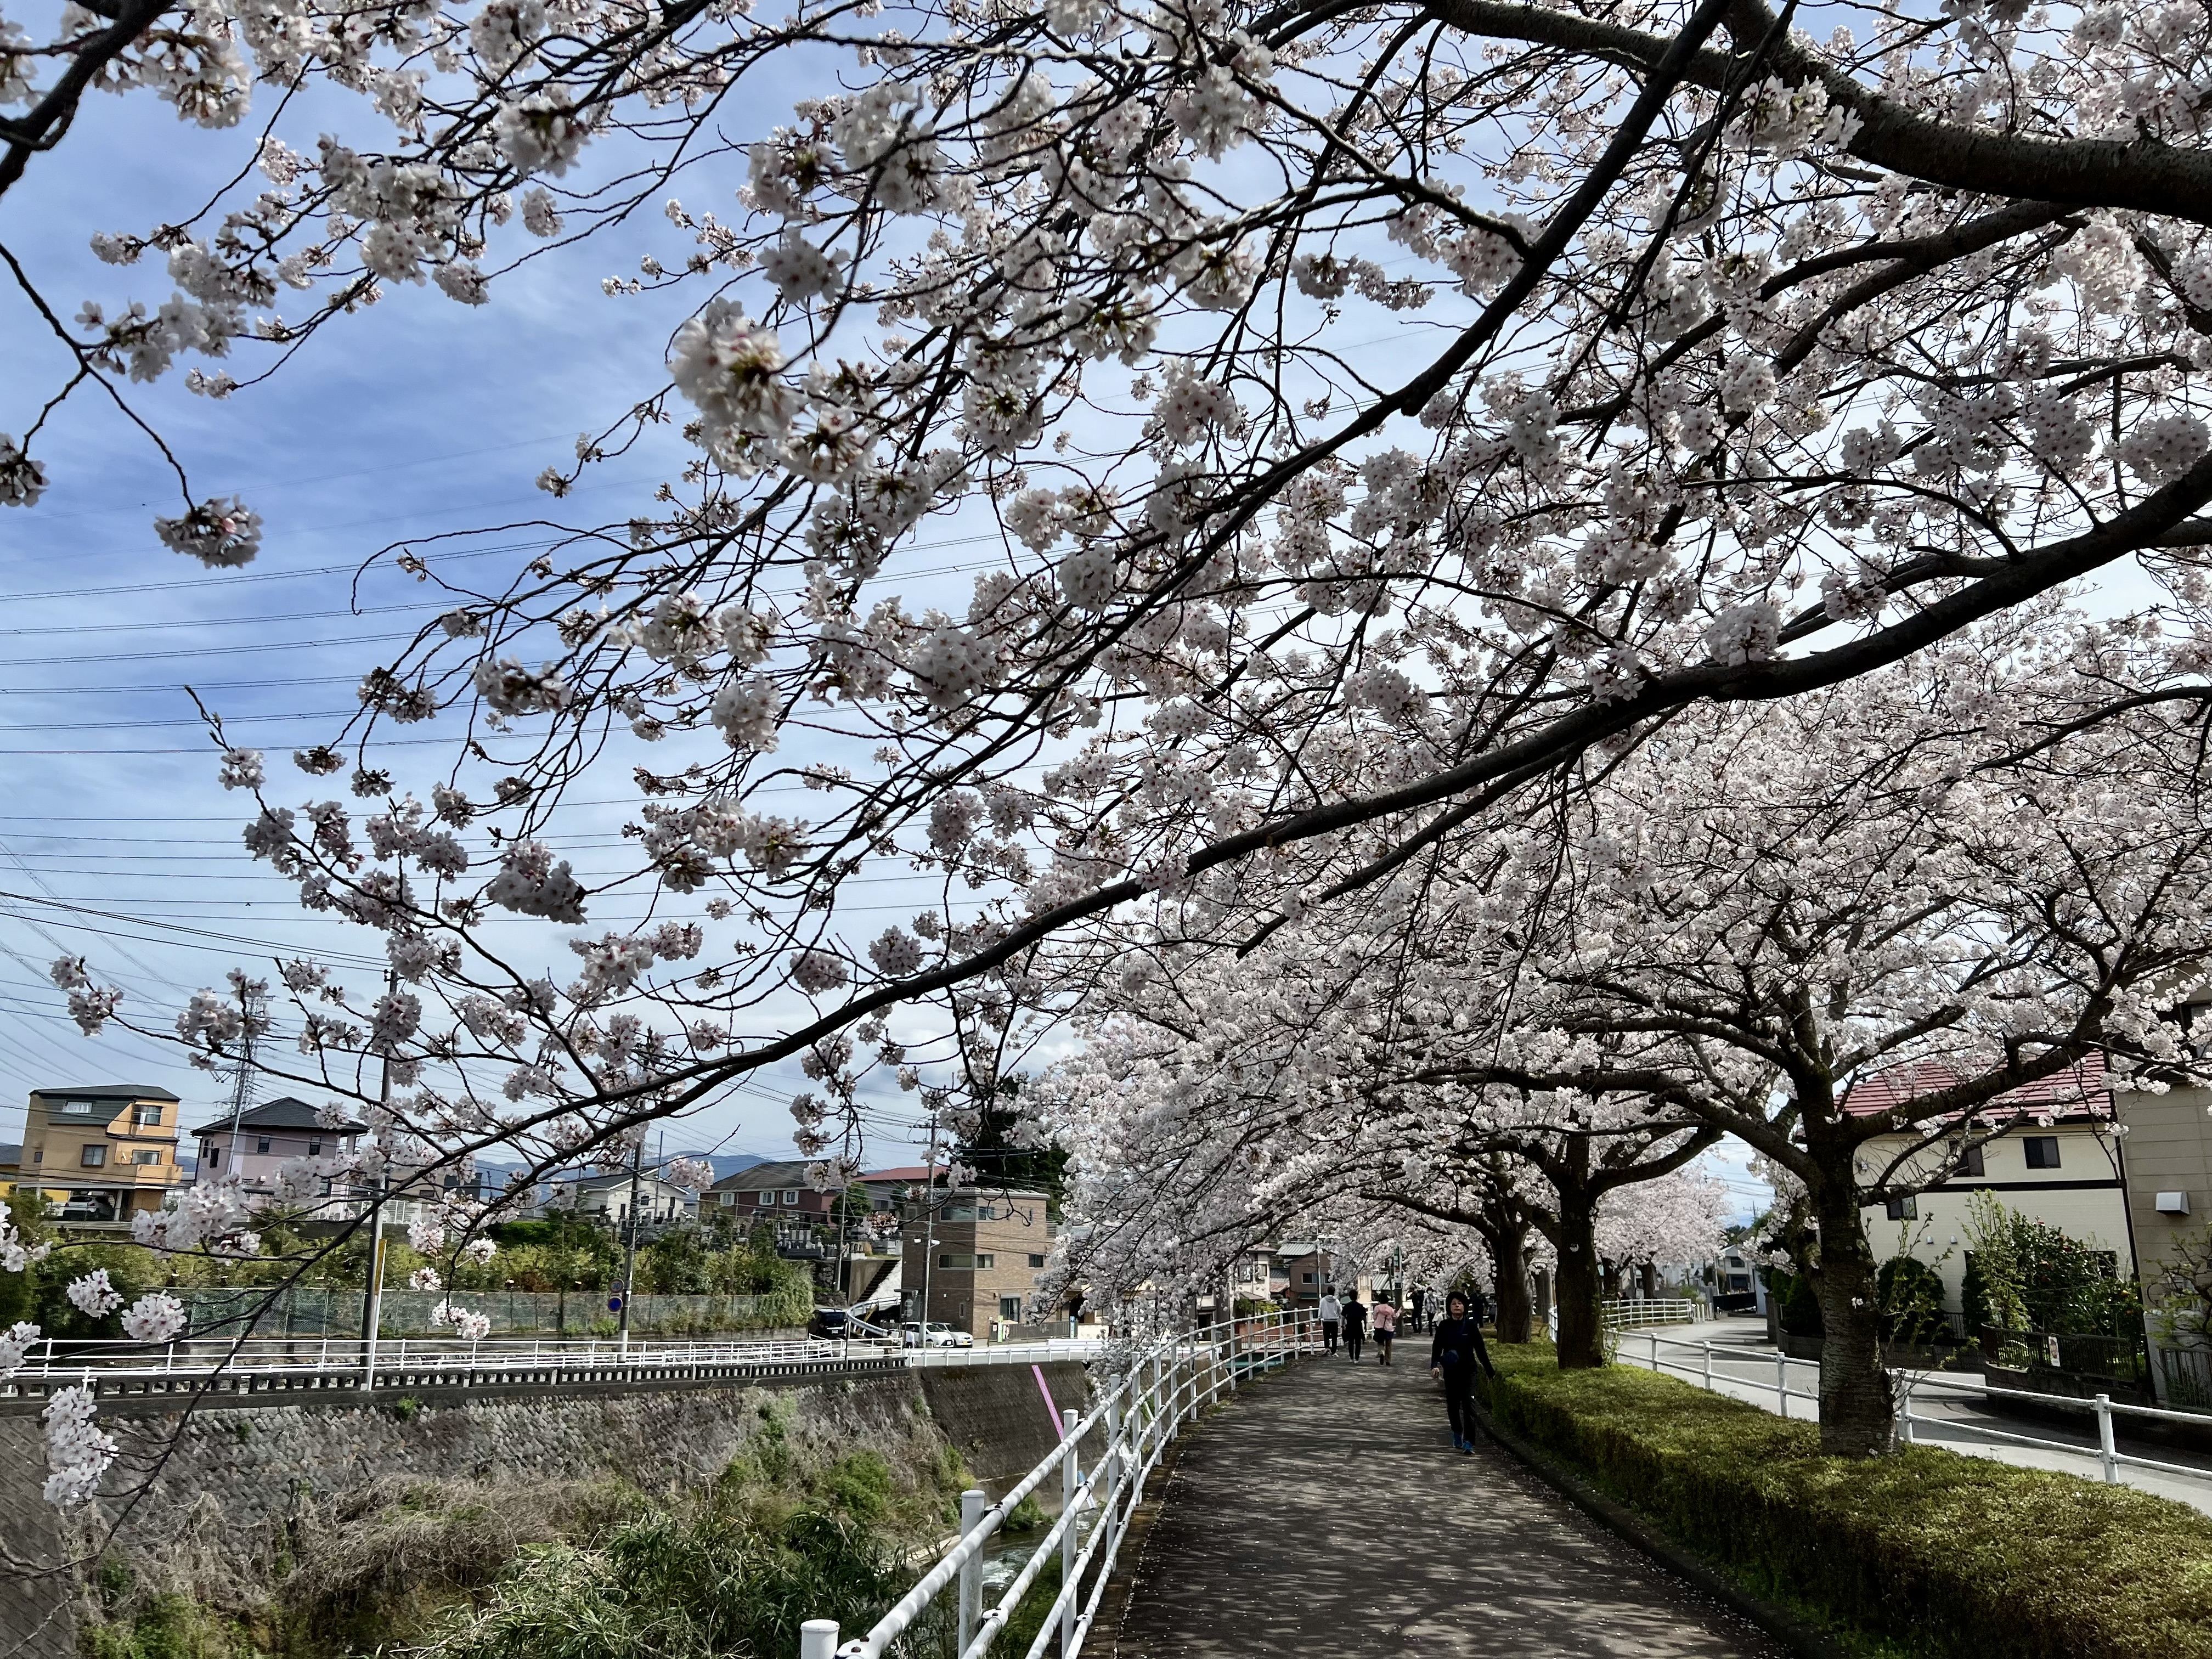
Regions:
[[1810, 1176, 1894, 1457], [1554, 1195, 1605, 1368], [1493, 1221, 1533, 1343]]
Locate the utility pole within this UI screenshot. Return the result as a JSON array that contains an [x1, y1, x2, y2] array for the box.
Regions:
[[617, 1133, 644, 1355], [916, 1108, 943, 1336], [361, 970, 396, 1386]]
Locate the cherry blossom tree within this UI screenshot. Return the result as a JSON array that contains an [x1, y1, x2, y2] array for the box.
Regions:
[[23, 0, 2212, 1488], [1400, 618, 2212, 1453]]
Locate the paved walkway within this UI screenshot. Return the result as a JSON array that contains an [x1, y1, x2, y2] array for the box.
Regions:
[[1113, 1355, 1784, 1659]]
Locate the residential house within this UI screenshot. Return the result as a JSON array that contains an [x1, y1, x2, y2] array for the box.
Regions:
[[15, 1084, 184, 1227], [901, 1186, 1057, 1336], [706, 1159, 837, 1230], [561, 1169, 698, 1232], [194, 1097, 366, 1190], [1846, 1058, 2134, 1317], [192, 1097, 482, 1228]]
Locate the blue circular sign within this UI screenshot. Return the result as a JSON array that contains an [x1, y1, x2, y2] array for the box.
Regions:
[[607, 1296, 623, 1312]]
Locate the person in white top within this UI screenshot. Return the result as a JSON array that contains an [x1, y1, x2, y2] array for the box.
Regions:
[[1318, 1290, 1342, 1355]]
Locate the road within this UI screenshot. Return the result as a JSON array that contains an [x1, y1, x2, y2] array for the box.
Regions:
[[1614, 1317, 2212, 1517]]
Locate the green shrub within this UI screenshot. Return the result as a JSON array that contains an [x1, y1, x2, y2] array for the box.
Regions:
[[1482, 1344, 2212, 1659], [1876, 1256, 1947, 1345], [417, 1503, 912, 1659], [1769, 1269, 1822, 1337]]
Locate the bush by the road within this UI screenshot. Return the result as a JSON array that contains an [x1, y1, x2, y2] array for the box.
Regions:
[[1482, 1344, 2212, 1659]]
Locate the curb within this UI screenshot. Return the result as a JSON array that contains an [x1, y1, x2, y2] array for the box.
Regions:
[[1473, 1402, 1849, 1659]]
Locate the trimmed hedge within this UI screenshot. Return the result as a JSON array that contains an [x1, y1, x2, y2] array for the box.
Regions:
[[1481, 1344, 2212, 1659]]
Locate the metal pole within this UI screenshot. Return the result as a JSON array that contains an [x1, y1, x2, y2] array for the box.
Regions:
[[956, 1487, 985, 1654], [1104, 1391, 1122, 1543], [919, 1111, 943, 1335], [1648, 1331, 1657, 1372], [1060, 1407, 1081, 1659], [1775, 1351, 1787, 1418], [1702, 1341, 1713, 1393], [798, 1620, 838, 1659], [2096, 1392, 2118, 1482], [618, 1136, 643, 1356], [1899, 1377, 1916, 1447]]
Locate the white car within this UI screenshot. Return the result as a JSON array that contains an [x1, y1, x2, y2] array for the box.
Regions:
[[901, 1320, 974, 1348]]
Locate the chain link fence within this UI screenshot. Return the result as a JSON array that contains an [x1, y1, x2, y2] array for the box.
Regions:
[[184, 1286, 805, 1338]]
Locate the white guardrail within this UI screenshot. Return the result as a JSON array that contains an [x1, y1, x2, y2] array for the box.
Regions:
[[0, 1334, 1108, 1401], [1618, 1328, 2212, 1488], [798, 1310, 1320, 1659], [1600, 1299, 1702, 1330]]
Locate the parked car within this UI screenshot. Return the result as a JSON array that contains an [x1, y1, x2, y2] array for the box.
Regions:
[[901, 1320, 973, 1348]]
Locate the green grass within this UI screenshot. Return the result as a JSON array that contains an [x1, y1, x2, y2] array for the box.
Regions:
[[1482, 1343, 2212, 1659]]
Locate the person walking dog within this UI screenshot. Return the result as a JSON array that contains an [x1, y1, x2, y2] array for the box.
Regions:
[[1429, 1290, 1496, 1454]]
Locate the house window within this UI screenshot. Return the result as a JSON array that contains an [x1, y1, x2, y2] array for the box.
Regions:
[[1028, 1254, 1047, 1269], [308, 1139, 322, 1157], [1956, 1144, 1985, 1178], [133, 1104, 162, 1126], [2024, 1137, 2061, 1170], [207, 1147, 223, 1171], [976, 1205, 997, 1222], [256, 1136, 272, 1154], [720, 1191, 734, 1206], [1884, 1195, 1918, 1221], [999, 1296, 1023, 1321], [132, 1149, 160, 1166], [61, 1100, 92, 1116], [938, 1253, 994, 1270], [81, 1144, 107, 1168], [782, 1189, 799, 1204]]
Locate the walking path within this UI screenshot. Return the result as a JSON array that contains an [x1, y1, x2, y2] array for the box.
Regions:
[[1618, 1318, 2212, 1517], [1111, 1353, 1784, 1659]]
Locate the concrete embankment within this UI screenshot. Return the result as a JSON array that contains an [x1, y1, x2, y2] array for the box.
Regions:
[[0, 1358, 1088, 1659]]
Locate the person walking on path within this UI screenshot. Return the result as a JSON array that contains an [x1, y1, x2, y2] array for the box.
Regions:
[[1371, 1296, 1397, 1365], [1343, 1291, 1367, 1362], [1409, 1287, 1426, 1333], [1430, 1290, 1497, 1454], [1318, 1288, 1341, 1355]]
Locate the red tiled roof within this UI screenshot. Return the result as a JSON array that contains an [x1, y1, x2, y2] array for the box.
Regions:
[[1839, 1054, 2110, 1122], [861, 1166, 941, 1183]]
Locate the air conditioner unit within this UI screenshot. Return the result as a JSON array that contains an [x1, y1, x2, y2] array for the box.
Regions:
[[2157, 1192, 2192, 1216]]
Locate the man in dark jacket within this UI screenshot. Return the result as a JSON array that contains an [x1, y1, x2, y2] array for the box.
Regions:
[[1429, 1290, 1497, 1453]]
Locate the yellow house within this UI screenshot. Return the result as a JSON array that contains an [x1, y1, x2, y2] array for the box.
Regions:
[[1848, 1058, 2133, 1317], [16, 1084, 184, 1228]]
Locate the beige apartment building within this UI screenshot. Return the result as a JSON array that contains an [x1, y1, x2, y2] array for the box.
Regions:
[[901, 1186, 1056, 1336], [13, 1084, 184, 1227], [2115, 1079, 2212, 1402]]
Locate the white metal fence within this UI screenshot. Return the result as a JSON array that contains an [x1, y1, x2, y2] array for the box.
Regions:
[[798, 1310, 1319, 1659], [1600, 1298, 1702, 1330], [0, 1334, 1107, 1402], [1617, 1328, 2212, 1491]]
